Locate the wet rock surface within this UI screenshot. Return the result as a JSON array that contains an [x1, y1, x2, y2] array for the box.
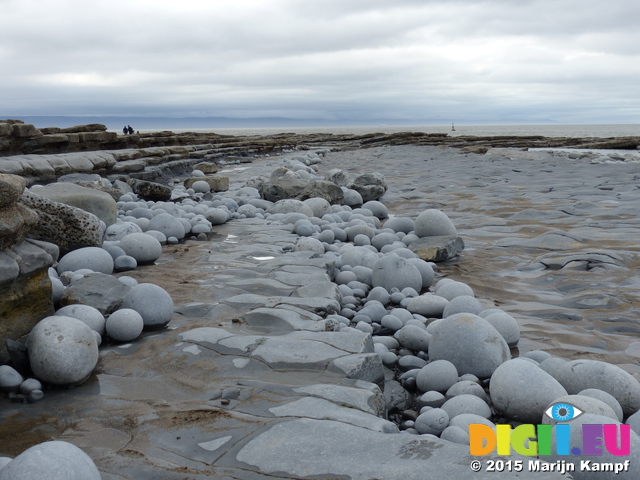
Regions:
[[2, 139, 640, 478]]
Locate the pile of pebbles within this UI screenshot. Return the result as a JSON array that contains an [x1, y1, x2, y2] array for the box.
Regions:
[[3, 150, 640, 474]]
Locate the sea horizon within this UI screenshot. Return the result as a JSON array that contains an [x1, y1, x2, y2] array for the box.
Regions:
[[4, 115, 640, 138]]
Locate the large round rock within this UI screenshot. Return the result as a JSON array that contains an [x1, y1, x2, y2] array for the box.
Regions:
[[118, 232, 163, 264], [490, 359, 567, 423], [553, 359, 640, 417], [106, 308, 144, 342], [414, 209, 457, 237], [57, 246, 114, 274], [429, 313, 509, 379], [122, 283, 174, 330], [0, 441, 101, 480], [54, 304, 105, 336], [416, 359, 458, 393], [371, 254, 422, 293], [147, 213, 185, 240], [28, 316, 99, 386]]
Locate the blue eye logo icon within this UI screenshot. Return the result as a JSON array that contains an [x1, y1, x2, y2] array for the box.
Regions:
[[545, 402, 583, 422]]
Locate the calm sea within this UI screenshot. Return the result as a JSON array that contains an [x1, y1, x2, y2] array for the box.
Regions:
[[140, 124, 640, 138]]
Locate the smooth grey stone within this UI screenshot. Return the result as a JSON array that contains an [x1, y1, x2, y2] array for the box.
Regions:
[[445, 380, 489, 402], [429, 313, 509, 379], [105, 308, 144, 342], [414, 209, 457, 237], [554, 359, 640, 417], [51, 277, 64, 304], [490, 359, 568, 423], [394, 325, 431, 353], [525, 350, 552, 363], [416, 359, 459, 393], [381, 314, 404, 332], [442, 295, 483, 317], [105, 245, 126, 261], [415, 408, 449, 435], [147, 212, 185, 240], [484, 311, 520, 347], [361, 200, 388, 219], [441, 394, 491, 419], [341, 187, 363, 206], [122, 283, 174, 330], [373, 336, 399, 350], [407, 293, 449, 317], [539, 357, 567, 377], [0, 440, 101, 480], [448, 413, 496, 436], [627, 410, 640, 436], [440, 425, 469, 445], [55, 304, 105, 336], [0, 365, 23, 393], [358, 301, 387, 323], [371, 254, 422, 293], [28, 316, 99, 386], [383, 216, 415, 233], [114, 255, 137, 272], [117, 275, 138, 287], [579, 388, 624, 422], [56, 246, 114, 274], [435, 281, 474, 300], [541, 394, 618, 425], [406, 257, 435, 289], [166, 236, 179, 245], [398, 355, 427, 371], [27, 390, 44, 403], [340, 246, 379, 269], [205, 208, 229, 225], [104, 221, 142, 241], [416, 390, 446, 409], [371, 232, 399, 251], [118, 232, 162, 264], [19, 378, 42, 395]]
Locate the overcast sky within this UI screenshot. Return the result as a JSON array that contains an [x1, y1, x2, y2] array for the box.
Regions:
[[2, 0, 639, 125]]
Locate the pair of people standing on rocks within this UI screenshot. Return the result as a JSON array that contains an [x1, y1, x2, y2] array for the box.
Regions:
[[122, 125, 134, 135]]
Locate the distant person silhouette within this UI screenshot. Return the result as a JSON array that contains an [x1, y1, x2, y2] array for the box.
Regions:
[[123, 126, 128, 135], [127, 125, 134, 135]]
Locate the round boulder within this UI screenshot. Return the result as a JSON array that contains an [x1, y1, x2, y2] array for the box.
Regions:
[[122, 283, 174, 330], [371, 254, 422, 293], [415, 408, 449, 435], [54, 304, 105, 336], [490, 359, 568, 423], [28, 316, 99, 386], [442, 295, 483, 317], [414, 209, 457, 237], [407, 293, 449, 318], [429, 313, 509, 379], [416, 359, 458, 393], [118, 232, 163, 264], [106, 308, 144, 342], [484, 311, 520, 347], [147, 213, 185, 240], [57, 247, 114, 274], [0, 441, 101, 480], [553, 359, 640, 417]]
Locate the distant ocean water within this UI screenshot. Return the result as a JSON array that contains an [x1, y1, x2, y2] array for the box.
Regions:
[[140, 124, 640, 138]]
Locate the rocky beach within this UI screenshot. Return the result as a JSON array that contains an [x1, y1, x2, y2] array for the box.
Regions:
[[1, 119, 640, 479]]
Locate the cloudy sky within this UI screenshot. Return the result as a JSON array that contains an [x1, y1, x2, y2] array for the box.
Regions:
[[1, 0, 639, 125]]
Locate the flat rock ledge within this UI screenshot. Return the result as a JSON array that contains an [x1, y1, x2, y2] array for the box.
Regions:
[[409, 235, 465, 262]]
